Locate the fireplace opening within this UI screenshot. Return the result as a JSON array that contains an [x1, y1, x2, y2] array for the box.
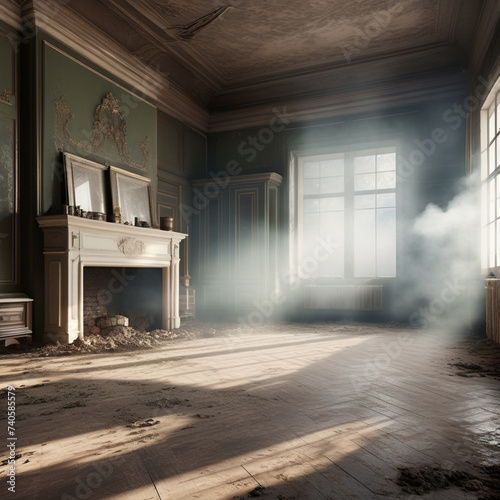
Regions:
[[84, 267, 163, 336]]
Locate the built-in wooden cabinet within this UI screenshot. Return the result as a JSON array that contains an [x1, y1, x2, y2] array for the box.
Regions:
[[192, 173, 282, 316], [0, 294, 33, 342]]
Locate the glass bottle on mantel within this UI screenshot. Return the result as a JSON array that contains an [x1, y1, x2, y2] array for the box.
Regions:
[[112, 206, 122, 223]]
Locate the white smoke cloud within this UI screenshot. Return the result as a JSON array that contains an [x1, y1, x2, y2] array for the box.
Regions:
[[401, 174, 482, 333]]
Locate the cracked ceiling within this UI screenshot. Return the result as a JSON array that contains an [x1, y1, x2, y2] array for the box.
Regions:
[[67, 0, 484, 111]]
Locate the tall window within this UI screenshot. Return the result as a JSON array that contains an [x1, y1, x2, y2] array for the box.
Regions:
[[481, 83, 500, 273], [298, 147, 397, 279]]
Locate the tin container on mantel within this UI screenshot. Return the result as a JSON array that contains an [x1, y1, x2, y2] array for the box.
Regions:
[[160, 217, 174, 231]]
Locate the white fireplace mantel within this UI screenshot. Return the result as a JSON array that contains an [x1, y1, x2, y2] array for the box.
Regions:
[[37, 215, 187, 344]]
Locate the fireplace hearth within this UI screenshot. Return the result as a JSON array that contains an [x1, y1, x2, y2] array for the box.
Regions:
[[84, 267, 162, 334], [37, 215, 187, 343]]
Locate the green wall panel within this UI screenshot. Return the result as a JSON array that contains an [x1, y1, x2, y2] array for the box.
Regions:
[[214, 135, 243, 174], [233, 126, 278, 172], [0, 114, 15, 283], [0, 33, 13, 101], [43, 43, 157, 214], [158, 113, 181, 170], [158, 179, 179, 197], [157, 110, 206, 179], [0, 29, 17, 288], [184, 127, 206, 177]]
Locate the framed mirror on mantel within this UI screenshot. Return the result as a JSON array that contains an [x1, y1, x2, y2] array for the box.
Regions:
[[62, 153, 156, 228], [63, 152, 108, 216], [109, 166, 155, 227]]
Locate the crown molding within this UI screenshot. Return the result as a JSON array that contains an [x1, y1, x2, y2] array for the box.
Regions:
[[209, 44, 466, 112], [469, 0, 500, 77], [106, 0, 225, 90], [192, 172, 283, 186], [208, 72, 468, 133], [21, 0, 209, 131], [0, 0, 22, 31]]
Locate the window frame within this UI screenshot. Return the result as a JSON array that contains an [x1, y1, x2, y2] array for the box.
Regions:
[[481, 81, 500, 276], [292, 143, 398, 283]]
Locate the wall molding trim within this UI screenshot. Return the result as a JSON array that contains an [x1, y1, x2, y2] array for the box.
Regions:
[[470, 0, 500, 77], [208, 73, 468, 133], [0, 0, 22, 31], [192, 172, 283, 187], [22, 0, 209, 131]]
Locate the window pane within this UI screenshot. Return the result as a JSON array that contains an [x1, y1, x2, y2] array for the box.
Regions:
[[320, 159, 343, 177], [302, 212, 320, 277], [497, 177, 500, 219], [377, 171, 396, 189], [490, 180, 496, 222], [377, 208, 396, 277], [482, 150, 488, 180], [497, 100, 500, 135], [355, 194, 375, 209], [377, 193, 396, 207], [304, 178, 321, 195], [489, 222, 495, 266], [354, 209, 376, 277], [355, 173, 376, 191], [497, 139, 500, 171], [489, 106, 495, 143], [320, 211, 344, 277], [300, 150, 397, 279], [482, 184, 488, 226], [302, 210, 345, 278], [303, 198, 320, 213], [490, 143, 496, 175], [482, 226, 488, 269], [321, 197, 344, 211], [377, 153, 396, 172], [320, 211, 337, 237], [321, 176, 344, 194], [354, 155, 375, 174], [496, 219, 500, 265], [303, 212, 320, 239], [303, 162, 320, 178]]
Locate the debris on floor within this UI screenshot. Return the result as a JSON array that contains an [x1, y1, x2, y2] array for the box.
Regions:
[[248, 485, 266, 496], [449, 335, 500, 379], [397, 465, 500, 498], [126, 419, 160, 428], [1, 326, 197, 356], [0, 320, 413, 357], [397, 466, 475, 495]]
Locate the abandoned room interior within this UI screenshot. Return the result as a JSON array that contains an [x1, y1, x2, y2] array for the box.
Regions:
[[1, 0, 500, 498]]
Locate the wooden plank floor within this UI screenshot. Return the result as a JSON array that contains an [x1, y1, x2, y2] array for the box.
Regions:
[[1, 323, 499, 499]]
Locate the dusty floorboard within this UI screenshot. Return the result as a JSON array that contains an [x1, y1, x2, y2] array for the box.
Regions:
[[0, 322, 499, 499]]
